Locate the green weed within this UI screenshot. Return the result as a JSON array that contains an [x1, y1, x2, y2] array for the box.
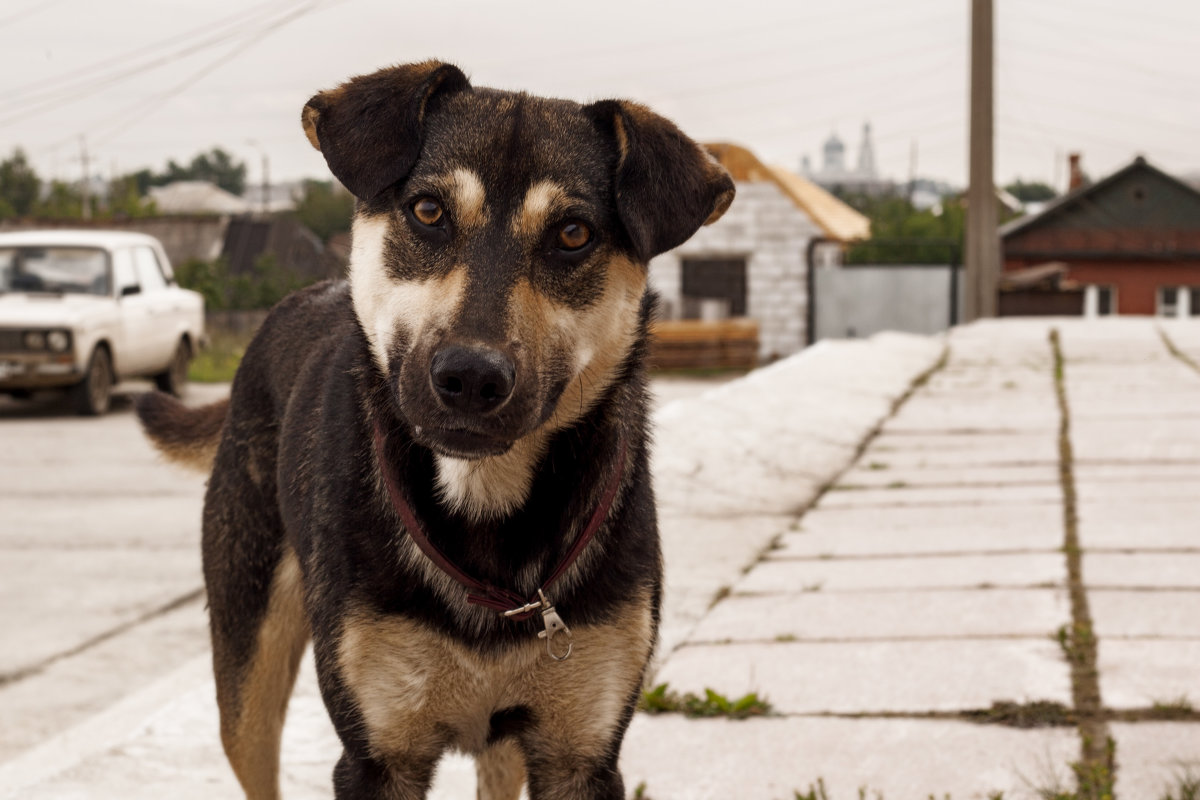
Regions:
[[638, 683, 772, 720]]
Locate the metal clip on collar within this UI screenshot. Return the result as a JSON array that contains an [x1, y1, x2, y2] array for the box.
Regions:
[[506, 589, 572, 661], [537, 591, 573, 661]]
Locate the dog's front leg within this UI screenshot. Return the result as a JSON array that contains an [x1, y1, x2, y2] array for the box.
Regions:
[[521, 741, 625, 800], [332, 748, 439, 800]]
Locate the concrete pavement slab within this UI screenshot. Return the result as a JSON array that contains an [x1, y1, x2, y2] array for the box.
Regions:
[[819, 482, 1063, 508], [741, 552, 1067, 592], [621, 715, 1078, 800], [861, 432, 1059, 468], [771, 506, 1063, 558], [884, 397, 1058, 433], [0, 598, 208, 762], [0, 547, 200, 675], [0, 495, 205, 548], [1098, 639, 1200, 709], [652, 333, 943, 517], [655, 639, 1072, 713], [839, 463, 1060, 488], [1076, 499, 1200, 550], [4, 654, 480, 800], [1088, 591, 1200, 638], [690, 589, 1070, 642], [1083, 552, 1200, 589], [657, 513, 793, 655], [1071, 418, 1200, 462], [1111, 722, 1200, 800], [1074, 472, 1200, 502]]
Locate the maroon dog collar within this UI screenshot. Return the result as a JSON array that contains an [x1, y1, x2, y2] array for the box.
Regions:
[[372, 420, 627, 660]]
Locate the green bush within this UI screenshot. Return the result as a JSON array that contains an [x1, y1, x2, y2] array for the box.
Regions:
[[175, 254, 314, 311]]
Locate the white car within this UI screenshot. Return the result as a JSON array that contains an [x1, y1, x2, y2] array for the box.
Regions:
[[0, 230, 205, 414]]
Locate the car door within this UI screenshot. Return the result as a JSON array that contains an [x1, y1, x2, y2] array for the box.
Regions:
[[130, 245, 177, 371], [111, 246, 156, 376]]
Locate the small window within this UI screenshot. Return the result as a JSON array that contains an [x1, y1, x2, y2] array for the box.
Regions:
[[132, 247, 167, 293], [1084, 284, 1116, 317], [1158, 286, 1179, 318], [681, 258, 747, 320], [1190, 288, 1200, 317]]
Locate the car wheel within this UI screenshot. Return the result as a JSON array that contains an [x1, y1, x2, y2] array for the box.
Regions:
[[71, 346, 113, 416], [154, 339, 191, 397]]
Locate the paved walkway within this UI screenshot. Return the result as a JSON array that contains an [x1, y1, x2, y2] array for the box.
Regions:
[[4, 319, 1199, 799]]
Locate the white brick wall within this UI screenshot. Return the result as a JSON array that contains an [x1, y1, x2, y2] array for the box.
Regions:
[[648, 181, 820, 361]]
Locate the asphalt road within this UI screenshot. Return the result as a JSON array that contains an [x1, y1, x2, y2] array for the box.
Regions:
[[0, 373, 730, 765]]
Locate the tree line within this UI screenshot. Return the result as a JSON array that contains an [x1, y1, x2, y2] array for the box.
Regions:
[[0, 147, 354, 247]]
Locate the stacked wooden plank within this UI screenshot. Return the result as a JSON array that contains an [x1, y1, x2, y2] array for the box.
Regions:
[[647, 319, 759, 370]]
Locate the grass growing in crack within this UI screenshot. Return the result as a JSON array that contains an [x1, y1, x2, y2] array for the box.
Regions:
[[790, 780, 1003, 799], [1159, 767, 1200, 800], [1054, 623, 1097, 668], [866, 461, 889, 471], [638, 683, 773, 720], [1034, 737, 1116, 800], [1150, 696, 1196, 719], [963, 700, 1076, 729]]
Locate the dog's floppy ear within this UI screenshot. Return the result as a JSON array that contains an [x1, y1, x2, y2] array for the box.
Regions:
[[585, 100, 735, 261], [302, 60, 471, 200]]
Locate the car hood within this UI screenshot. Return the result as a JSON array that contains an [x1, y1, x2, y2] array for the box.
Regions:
[[0, 293, 116, 328]]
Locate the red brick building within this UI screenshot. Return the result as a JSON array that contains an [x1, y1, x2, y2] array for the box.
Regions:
[[1001, 157, 1200, 317]]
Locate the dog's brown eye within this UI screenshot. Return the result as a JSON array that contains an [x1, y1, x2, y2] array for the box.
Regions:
[[412, 197, 444, 227], [557, 221, 591, 251]]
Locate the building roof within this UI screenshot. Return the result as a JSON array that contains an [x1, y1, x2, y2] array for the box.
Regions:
[[1000, 156, 1200, 240], [705, 142, 871, 242], [148, 180, 250, 215]]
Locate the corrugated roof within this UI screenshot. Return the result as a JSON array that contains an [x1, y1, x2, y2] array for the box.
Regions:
[[705, 142, 870, 242], [1000, 156, 1200, 239], [148, 180, 249, 215]]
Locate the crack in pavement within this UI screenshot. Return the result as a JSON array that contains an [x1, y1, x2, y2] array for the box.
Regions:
[[0, 588, 205, 687]]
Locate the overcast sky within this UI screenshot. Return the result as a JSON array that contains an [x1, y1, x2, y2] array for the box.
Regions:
[[2, 0, 1198, 195]]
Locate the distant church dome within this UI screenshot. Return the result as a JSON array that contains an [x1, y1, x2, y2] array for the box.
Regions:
[[822, 133, 846, 173]]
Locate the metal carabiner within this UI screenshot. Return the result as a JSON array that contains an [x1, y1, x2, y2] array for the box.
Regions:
[[535, 589, 573, 661]]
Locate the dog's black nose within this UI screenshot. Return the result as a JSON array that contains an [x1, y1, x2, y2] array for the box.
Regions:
[[430, 346, 515, 414]]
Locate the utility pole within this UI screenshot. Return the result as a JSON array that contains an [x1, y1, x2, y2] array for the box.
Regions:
[[79, 136, 92, 221], [247, 139, 270, 214], [964, 0, 999, 320], [907, 139, 918, 202], [260, 151, 269, 214]]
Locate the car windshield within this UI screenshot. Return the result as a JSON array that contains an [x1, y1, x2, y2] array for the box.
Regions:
[[0, 246, 111, 296]]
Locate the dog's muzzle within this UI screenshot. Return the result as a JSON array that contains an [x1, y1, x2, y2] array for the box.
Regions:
[[430, 345, 515, 415]]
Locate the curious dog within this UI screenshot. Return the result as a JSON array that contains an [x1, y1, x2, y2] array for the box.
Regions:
[[136, 60, 733, 799]]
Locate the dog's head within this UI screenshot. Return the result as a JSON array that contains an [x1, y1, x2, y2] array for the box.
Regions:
[[303, 60, 733, 460]]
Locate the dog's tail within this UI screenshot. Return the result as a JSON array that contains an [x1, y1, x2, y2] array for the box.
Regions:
[[134, 391, 229, 473]]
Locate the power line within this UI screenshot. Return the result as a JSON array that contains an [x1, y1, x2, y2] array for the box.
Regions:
[[88, 1, 334, 151], [0, 0, 67, 26], [0, 0, 297, 103], [0, 1, 309, 129]]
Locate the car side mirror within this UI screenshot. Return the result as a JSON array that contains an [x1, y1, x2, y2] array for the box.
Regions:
[[121, 285, 142, 298]]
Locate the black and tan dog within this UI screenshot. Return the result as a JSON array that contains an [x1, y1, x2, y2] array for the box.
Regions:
[[136, 60, 733, 800]]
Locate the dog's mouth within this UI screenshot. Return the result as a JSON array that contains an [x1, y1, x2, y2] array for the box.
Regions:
[[415, 425, 514, 459]]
